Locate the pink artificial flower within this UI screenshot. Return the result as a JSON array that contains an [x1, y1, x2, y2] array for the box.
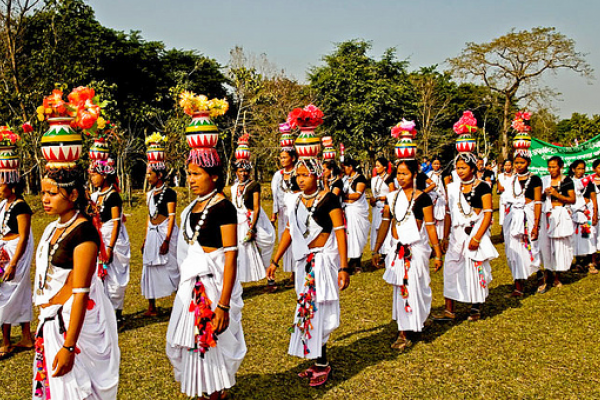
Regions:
[[279, 122, 291, 133], [453, 111, 478, 134]]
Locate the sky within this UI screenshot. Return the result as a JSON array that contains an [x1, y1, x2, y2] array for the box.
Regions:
[[86, 0, 600, 119]]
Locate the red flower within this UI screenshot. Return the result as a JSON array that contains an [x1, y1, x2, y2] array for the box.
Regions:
[[22, 122, 33, 133], [453, 111, 478, 134], [68, 86, 95, 107]]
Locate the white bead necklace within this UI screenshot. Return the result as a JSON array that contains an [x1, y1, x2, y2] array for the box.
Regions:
[[148, 184, 167, 219], [0, 198, 20, 238], [391, 188, 415, 225], [512, 172, 532, 198], [295, 191, 324, 238], [183, 190, 218, 245]]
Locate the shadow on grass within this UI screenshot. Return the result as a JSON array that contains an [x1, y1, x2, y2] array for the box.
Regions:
[[241, 279, 295, 301], [119, 308, 172, 333]]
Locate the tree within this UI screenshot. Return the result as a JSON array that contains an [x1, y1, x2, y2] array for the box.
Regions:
[[448, 27, 593, 158], [309, 40, 414, 161]]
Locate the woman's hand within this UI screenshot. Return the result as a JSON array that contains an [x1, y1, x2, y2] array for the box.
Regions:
[[2, 264, 15, 281], [338, 270, 350, 290], [468, 238, 480, 251], [441, 238, 449, 254], [211, 307, 230, 334], [105, 247, 114, 264], [52, 347, 76, 377], [531, 226, 539, 241], [140, 240, 145, 255], [270, 213, 277, 224], [593, 215, 598, 227], [159, 240, 170, 255], [434, 258, 443, 272], [266, 262, 278, 281]]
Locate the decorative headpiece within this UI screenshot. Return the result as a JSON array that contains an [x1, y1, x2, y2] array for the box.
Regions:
[[391, 119, 417, 160], [89, 158, 117, 176], [453, 111, 478, 165], [512, 111, 532, 159], [289, 104, 323, 160], [279, 122, 294, 152], [322, 136, 336, 160], [38, 86, 105, 170], [145, 132, 167, 171], [234, 133, 252, 170], [0, 126, 21, 184], [179, 91, 228, 168], [89, 120, 117, 175]]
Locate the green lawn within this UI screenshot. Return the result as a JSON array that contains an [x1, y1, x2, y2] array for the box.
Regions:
[[2, 190, 600, 399]]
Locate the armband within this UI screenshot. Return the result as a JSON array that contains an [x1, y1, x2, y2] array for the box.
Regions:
[[72, 287, 90, 294], [382, 218, 391, 221], [425, 221, 436, 226], [223, 246, 238, 253], [110, 218, 121, 222], [482, 209, 493, 213], [168, 213, 176, 216], [333, 226, 345, 231], [534, 201, 543, 205]]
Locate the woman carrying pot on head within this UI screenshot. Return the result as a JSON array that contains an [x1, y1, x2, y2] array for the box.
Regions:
[[568, 160, 597, 273], [538, 156, 576, 292], [435, 112, 498, 322], [370, 157, 395, 268], [34, 165, 120, 399], [141, 136, 179, 316], [591, 159, 600, 274], [231, 134, 276, 286], [373, 124, 442, 352], [89, 158, 131, 327], [271, 125, 300, 286], [341, 156, 370, 273], [426, 156, 447, 241], [0, 128, 34, 359], [323, 159, 344, 199], [166, 138, 246, 400]]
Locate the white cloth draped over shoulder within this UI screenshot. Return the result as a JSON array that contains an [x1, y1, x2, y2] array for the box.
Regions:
[[443, 181, 498, 304], [497, 173, 514, 226], [427, 171, 446, 240], [141, 210, 179, 300], [91, 191, 131, 310], [271, 170, 295, 272], [343, 175, 370, 259], [0, 200, 34, 325], [32, 221, 120, 400], [570, 177, 596, 256], [370, 175, 392, 253], [167, 202, 246, 397], [231, 181, 275, 283], [538, 176, 574, 272], [382, 190, 432, 332], [285, 192, 341, 359], [502, 176, 540, 281]]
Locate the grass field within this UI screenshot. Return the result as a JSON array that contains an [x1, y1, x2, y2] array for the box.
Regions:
[[1, 189, 600, 399]]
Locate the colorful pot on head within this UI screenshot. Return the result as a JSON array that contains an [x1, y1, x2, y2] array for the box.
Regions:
[[0, 143, 19, 184], [235, 134, 251, 161], [392, 119, 418, 160], [455, 133, 476, 153], [295, 127, 321, 159], [322, 136, 336, 160], [280, 133, 295, 149], [146, 142, 165, 163], [41, 117, 82, 168], [185, 112, 219, 149], [513, 133, 531, 150], [89, 139, 110, 161]]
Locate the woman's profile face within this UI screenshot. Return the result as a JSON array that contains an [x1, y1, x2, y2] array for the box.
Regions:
[[396, 163, 414, 189], [187, 163, 216, 196], [41, 179, 76, 216], [296, 164, 318, 194]]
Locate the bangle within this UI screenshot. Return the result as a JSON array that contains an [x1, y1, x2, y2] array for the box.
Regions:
[[432, 243, 440, 248], [106, 245, 113, 249], [271, 259, 280, 268], [472, 237, 481, 243], [217, 303, 230, 312], [72, 287, 90, 294], [442, 238, 449, 242], [339, 268, 351, 273], [434, 257, 443, 261], [63, 345, 76, 353]]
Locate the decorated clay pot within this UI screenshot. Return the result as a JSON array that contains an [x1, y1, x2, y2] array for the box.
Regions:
[[41, 117, 82, 167], [321, 136, 335, 160], [0, 143, 18, 170], [185, 112, 219, 149], [295, 127, 321, 159], [89, 139, 110, 161], [146, 143, 165, 162], [455, 133, 476, 153], [513, 133, 531, 150], [280, 133, 295, 148], [395, 134, 417, 159]]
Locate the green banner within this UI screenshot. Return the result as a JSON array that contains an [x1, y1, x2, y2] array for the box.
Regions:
[[530, 134, 600, 176]]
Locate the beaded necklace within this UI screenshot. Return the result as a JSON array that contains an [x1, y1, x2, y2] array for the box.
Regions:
[[295, 191, 325, 238], [280, 169, 294, 193], [458, 178, 478, 218], [39, 211, 80, 293], [391, 188, 415, 225], [373, 173, 389, 198], [345, 172, 361, 192], [148, 184, 167, 219], [235, 180, 251, 209], [512, 172, 532, 199], [183, 190, 218, 245], [95, 186, 114, 216], [0, 198, 21, 238]]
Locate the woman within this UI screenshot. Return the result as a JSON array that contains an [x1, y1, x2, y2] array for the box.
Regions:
[[591, 159, 600, 274], [427, 157, 447, 241], [538, 156, 576, 291], [141, 167, 179, 316], [270, 148, 299, 283], [34, 166, 119, 399], [568, 160, 597, 272], [166, 158, 245, 400], [231, 160, 275, 284], [476, 158, 494, 187], [436, 154, 498, 321], [323, 159, 344, 199], [89, 159, 131, 326], [373, 160, 443, 351], [341, 157, 370, 273], [496, 159, 514, 227], [267, 158, 350, 387], [370, 157, 395, 268], [503, 154, 542, 298], [0, 178, 34, 359]]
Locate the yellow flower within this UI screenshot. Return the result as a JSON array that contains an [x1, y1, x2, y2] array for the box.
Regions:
[[36, 105, 45, 114], [37, 113, 45, 121], [97, 117, 106, 130]]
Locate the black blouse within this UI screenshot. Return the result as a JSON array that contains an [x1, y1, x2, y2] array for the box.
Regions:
[[98, 191, 123, 223], [514, 174, 542, 201], [462, 181, 492, 209], [150, 187, 177, 217], [51, 220, 101, 270], [412, 193, 434, 221], [415, 172, 430, 191], [348, 174, 367, 192], [236, 181, 260, 210], [3, 200, 32, 235], [311, 192, 342, 234], [543, 177, 574, 202], [189, 199, 238, 248]]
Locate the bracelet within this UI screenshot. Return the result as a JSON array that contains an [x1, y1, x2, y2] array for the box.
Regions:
[[382, 218, 391, 221], [472, 237, 481, 243], [434, 257, 443, 261], [106, 245, 113, 249], [217, 303, 230, 312], [339, 268, 351, 273], [168, 213, 176, 216], [271, 259, 280, 268], [482, 209, 493, 213], [63, 345, 76, 353], [432, 243, 440, 248], [333, 225, 345, 231], [425, 221, 436, 226], [442, 238, 449, 242], [72, 287, 90, 294], [223, 246, 238, 253], [534, 201, 543, 205]]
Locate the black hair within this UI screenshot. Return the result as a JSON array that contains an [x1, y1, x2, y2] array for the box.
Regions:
[[375, 156, 390, 170], [503, 159, 513, 166], [342, 156, 362, 173], [201, 165, 225, 192], [568, 159, 586, 177], [6, 177, 25, 197], [431, 156, 442, 163], [280, 149, 298, 163], [44, 166, 91, 217], [547, 156, 564, 168], [455, 153, 478, 173], [396, 159, 419, 177], [323, 159, 342, 177], [593, 159, 600, 169]]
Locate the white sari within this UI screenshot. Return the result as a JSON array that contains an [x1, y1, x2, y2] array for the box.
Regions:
[[570, 178, 596, 256], [343, 175, 370, 259], [370, 174, 392, 253], [427, 171, 446, 240], [271, 170, 295, 272]]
